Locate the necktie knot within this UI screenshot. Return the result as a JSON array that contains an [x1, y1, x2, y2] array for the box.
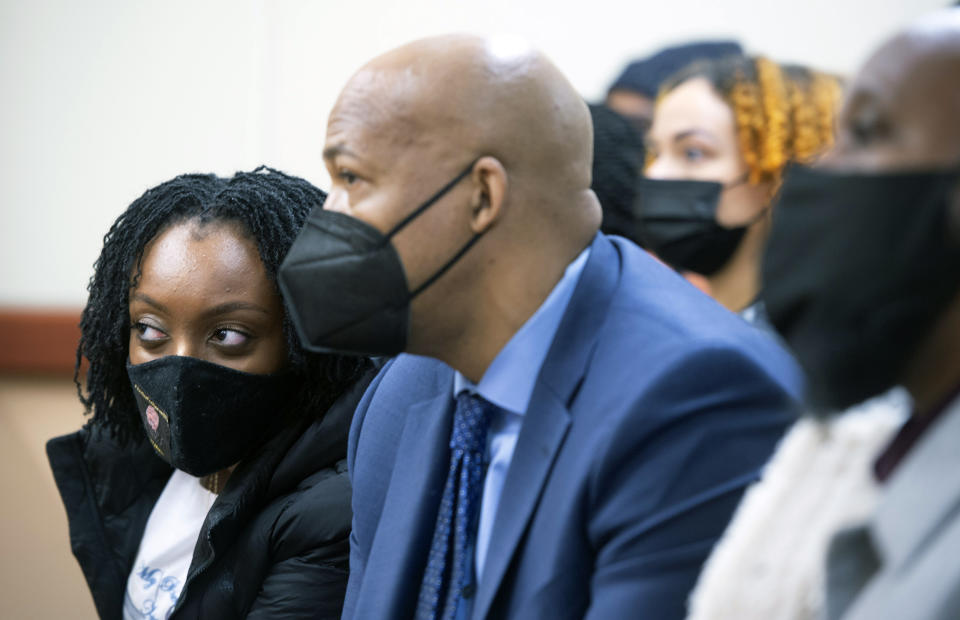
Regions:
[[450, 391, 495, 453]]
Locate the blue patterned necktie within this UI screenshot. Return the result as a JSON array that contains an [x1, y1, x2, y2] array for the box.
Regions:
[[416, 391, 495, 620]]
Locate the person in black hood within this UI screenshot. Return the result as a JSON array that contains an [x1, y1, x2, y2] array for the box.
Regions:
[[606, 40, 742, 135], [47, 167, 375, 619]]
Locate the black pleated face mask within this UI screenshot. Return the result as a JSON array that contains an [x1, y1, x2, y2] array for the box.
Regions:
[[762, 164, 960, 413], [126, 356, 292, 476], [279, 159, 481, 357], [634, 176, 759, 275]]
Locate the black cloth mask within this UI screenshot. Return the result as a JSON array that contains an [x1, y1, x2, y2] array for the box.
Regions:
[[634, 176, 759, 275], [278, 159, 481, 357], [127, 356, 293, 476], [762, 164, 960, 413]]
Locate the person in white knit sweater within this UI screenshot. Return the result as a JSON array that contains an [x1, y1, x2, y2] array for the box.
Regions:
[[687, 391, 907, 620]]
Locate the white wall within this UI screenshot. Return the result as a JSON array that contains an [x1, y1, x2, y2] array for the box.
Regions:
[[0, 0, 948, 306]]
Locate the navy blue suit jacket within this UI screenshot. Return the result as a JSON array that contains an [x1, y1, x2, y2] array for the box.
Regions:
[[344, 234, 801, 619]]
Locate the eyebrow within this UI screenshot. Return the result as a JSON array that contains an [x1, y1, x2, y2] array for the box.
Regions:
[[130, 292, 170, 313], [673, 129, 717, 144], [130, 294, 271, 317], [202, 301, 272, 317], [322, 144, 359, 161]]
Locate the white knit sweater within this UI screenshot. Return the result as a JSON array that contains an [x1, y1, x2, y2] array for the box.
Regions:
[[686, 390, 909, 620]]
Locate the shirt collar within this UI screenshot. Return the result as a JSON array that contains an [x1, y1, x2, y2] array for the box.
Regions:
[[874, 380, 960, 483], [870, 390, 960, 570], [453, 247, 591, 415]]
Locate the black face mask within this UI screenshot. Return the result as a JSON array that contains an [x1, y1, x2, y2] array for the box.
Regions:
[[762, 164, 960, 413], [278, 159, 481, 357], [127, 356, 293, 476], [634, 176, 759, 275]]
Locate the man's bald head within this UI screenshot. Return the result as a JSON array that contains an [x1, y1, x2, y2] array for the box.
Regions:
[[829, 8, 960, 170], [330, 35, 596, 202], [322, 35, 601, 372], [816, 9, 960, 413]]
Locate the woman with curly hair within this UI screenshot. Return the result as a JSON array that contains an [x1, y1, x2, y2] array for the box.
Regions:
[[47, 167, 375, 619], [640, 55, 842, 320]]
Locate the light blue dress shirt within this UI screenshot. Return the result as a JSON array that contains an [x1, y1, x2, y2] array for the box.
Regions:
[[453, 246, 590, 581]]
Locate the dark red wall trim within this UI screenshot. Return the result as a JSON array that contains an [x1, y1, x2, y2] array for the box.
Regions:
[[0, 309, 82, 375]]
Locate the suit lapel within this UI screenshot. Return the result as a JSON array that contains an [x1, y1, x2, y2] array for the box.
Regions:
[[356, 386, 456, 618], [872, 395, 960, 570], [473, 387, 569, 619], [473, 234, 621, 618]]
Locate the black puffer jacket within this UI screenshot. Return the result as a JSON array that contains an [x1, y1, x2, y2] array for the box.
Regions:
[[47, 368, 375, 619]]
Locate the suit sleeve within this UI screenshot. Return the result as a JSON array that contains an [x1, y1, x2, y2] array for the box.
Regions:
[[341, 358, 395, 620], [584, 345, 795, 619]]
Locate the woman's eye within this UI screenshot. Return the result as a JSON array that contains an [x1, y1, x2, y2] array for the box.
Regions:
[[847, 105, 888, 147], [850, 118, 879, 146], [211, 328, 249, 347], [683, 147, 706, 162], [338, 169, 358, 185], [133, 322, 166, 342]]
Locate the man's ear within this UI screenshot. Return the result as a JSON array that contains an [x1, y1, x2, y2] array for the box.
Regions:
[[469, 156, 507, 234]]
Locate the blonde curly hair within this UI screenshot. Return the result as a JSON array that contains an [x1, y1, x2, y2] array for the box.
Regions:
[[656, 56, 843, 191]]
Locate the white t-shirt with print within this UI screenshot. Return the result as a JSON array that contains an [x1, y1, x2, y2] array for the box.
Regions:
[[123, 469, 217, 620]]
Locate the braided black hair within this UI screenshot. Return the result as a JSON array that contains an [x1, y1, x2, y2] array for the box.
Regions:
[[77, 166, 371, 444]]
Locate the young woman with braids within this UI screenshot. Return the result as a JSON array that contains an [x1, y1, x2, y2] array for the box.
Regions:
[[640, 55, 842, 320], [46, 167, 376, 619]]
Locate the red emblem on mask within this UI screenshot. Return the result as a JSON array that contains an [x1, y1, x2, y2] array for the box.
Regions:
[[146, 405, 160, 432]]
